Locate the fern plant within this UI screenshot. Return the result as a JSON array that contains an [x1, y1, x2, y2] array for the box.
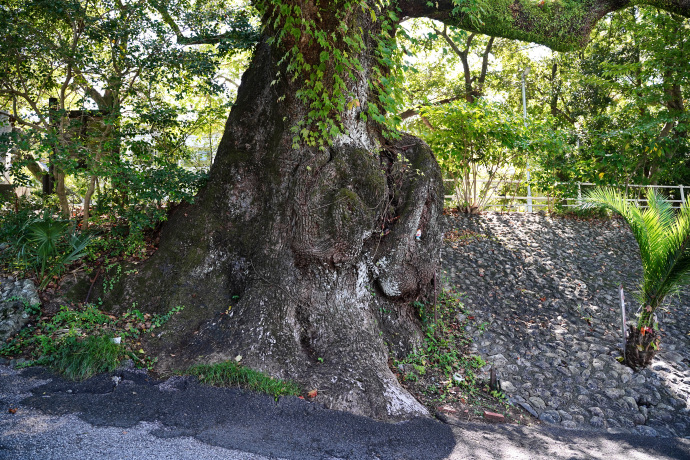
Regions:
[[582, 187, 690, 368]]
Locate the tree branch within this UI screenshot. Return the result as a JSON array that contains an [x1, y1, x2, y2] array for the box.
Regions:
[[149, 0, 258, 47], [397, 0, 690, 51], [399, 95, 465, 120]]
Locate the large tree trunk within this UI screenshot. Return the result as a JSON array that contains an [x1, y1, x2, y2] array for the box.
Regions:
[[114, 9, 443, 421], [104, 0, 690, 423]]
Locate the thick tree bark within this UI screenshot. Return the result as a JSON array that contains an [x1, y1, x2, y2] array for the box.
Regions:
[[115, 8, 442, 421]]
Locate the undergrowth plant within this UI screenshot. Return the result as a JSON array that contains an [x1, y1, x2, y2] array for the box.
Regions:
[[583, 187, 690, 368], [187, 361, 301, 399], [51, 335, 124, 380], [13, 216, 92, 289], [0, 303, 184, 380], [396, 288, 487, 403]]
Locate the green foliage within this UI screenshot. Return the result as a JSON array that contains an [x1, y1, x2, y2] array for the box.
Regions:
[[583, 187, 690, 331], [0, 0, 231, 232], [50, 335, 124, 381], [419, 100, 550, 212], [5, 215, 93, 289], [439, 0, 595, 52], [124, 305, 185, 332], [253, 1, 414, 149], [0, 303, 184, 378], [398, 289, 486, 399], [399, 7, 688, 206], [92, 151, 207, 243], [187, 361, 301, 398], [532, 7, 690, 188]]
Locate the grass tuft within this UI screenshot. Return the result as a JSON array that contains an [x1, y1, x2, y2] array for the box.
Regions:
[[187, 361, 301, 398], [51, 335, 124, 380]]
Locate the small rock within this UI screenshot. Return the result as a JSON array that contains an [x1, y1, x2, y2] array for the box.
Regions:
[[547, 397, 565, 409], [607, 427, 629, 435], [632, 374, 646, 385], [662, 351, 685, 364], [622, 396, 638, 411], [528, 396, 546, 411], [488, 354, 509, 367], [589, 406, 605, 418], [539, 410, 561, 424], [0, 278, 40, 342], [518, 402, 539, 418], [501, 381, 516, 393], [639, 406, 649, 419], [604, 388, 624, 399], [577, 395, 590, 405]]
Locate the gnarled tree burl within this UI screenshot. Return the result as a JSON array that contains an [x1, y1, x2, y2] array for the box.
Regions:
[[124, 0, 690, 421]]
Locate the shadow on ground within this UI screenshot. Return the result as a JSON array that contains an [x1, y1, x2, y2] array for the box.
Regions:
[[17, 367, 455, 460], [447, 420, 690, 459]]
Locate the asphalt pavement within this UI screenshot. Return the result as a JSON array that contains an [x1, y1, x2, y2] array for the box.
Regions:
[[1, 365, 689, 459]]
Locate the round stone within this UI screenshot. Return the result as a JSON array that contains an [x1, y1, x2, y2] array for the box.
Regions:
[[539, 410, 562, 424], [590, 416, 605, 428], [635, 426, 659, 437]]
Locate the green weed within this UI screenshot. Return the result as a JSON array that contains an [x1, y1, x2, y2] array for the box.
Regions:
[[187, 361, 301, 398], [14, 216, 93, 290], [397, 289, 486, 399], [0, 303, 184, 379], [50, 335, 125, 380]]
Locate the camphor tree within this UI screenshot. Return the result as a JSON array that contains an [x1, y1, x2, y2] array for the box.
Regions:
[[117, 0, 690, 421]]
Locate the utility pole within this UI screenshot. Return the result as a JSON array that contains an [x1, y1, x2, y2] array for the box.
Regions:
[[521, 66, 532, 212]]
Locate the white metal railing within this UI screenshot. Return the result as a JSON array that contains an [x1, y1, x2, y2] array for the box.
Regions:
[[562, 182, 687, 209], [443, 179, 689, 212]]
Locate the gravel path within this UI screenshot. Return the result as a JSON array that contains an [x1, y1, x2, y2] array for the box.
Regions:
[[441, 212, 690, 438]]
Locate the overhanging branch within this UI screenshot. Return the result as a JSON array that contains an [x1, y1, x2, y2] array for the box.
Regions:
[[397, 0, 690, 52]]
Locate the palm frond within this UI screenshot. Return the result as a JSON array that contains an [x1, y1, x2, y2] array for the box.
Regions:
[[583, 187, 690, 325], [582, 187, 649, 264], [646, 199, 690, 304]]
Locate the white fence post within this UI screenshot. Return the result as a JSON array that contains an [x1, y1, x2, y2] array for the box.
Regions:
[[681, 185, 685, 207], [577, 182, 582, 207]]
